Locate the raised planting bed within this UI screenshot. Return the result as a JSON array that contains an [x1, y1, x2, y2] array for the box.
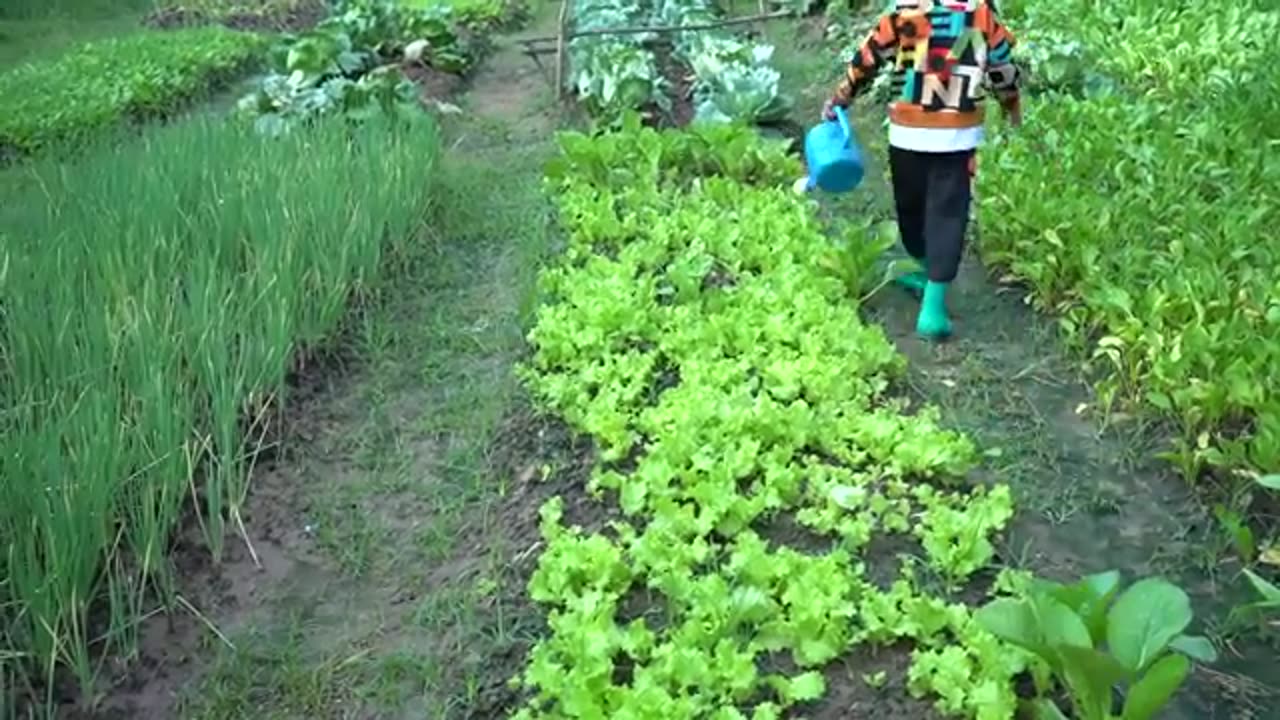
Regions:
[[144, 0, 330, 32], [0, 26, 266, 157], [512, 118, 1028, 718], [233, 0, 489, 134], [0, 111, 442, 711], [557, 0, 792, 129], [978, 0, 1280, 496]]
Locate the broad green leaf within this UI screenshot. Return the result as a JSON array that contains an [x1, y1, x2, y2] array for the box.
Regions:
[[751, 703, 782, 720], [1035, 594, 1093, 650], [1082, 570, 1122, 601], [1121, 654, 1190, 720], [1106, 578, 1192, 672], [1057, 644, 1129, 720], [975, 598, 1045, 654], [1167, 634, 1217, 663], [1255, 474, 1280, 490], [1057, 570, 1123, 645]]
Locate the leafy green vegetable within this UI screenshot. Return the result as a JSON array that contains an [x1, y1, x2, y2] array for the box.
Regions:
[[975, 572, 1215, 719], [660, 0, 792, 125], [567, 0, 666, 123], [236, 0, 477, 133], [515, 115, 1024, 718], [566, 0, 791, 125], [0, 27, 266, 154], [977, 0, 1280, 486], [400, 0, 528, 31]]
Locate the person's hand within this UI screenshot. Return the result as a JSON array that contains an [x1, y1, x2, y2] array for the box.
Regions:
[[822, 97, 844, 121]]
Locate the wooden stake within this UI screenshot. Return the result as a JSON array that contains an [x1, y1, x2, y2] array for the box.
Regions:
[[555, 0, 569, 100]]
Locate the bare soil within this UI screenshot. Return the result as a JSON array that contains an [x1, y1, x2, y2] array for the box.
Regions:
[[403, 61, 466, 103]]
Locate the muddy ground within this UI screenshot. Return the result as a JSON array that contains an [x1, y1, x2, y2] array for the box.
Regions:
[[31, 6, 1279, 720]]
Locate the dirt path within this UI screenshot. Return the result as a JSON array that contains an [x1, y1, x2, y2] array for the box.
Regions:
[[75, 8, 574, 719]]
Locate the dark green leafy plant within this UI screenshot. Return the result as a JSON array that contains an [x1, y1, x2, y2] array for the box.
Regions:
[[977, 0, 1280, 496], [236, 0, 475, 133], [400, 0, 529, 32], [0, 27, 265, 155], [976, 572, 1217, 720]]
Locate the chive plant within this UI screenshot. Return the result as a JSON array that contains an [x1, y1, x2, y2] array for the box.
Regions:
[[0, 112, 439, 698]]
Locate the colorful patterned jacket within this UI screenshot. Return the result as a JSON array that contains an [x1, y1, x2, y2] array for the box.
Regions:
[[831, 0, 1022, 130]]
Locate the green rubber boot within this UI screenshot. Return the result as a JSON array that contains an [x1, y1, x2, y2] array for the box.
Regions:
[[916, 280, 953, 340], [892, 259, 928, 296]]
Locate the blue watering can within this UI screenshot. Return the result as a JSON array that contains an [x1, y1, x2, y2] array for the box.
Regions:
[[803, 106, 864, 193]]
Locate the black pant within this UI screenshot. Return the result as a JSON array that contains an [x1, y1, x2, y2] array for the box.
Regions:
[[888, 146, 974, 284]]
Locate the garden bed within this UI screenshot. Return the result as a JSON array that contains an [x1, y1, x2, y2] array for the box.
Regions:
[[976, 0, 1280, 529], [143, 0, 328, 32], [505, 119, 1032, 719], [0, 111, 443, 715], [229, 0, 498, 133], [0, 26, 266, 158]]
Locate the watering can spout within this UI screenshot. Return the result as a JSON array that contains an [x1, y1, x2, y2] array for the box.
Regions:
[[803, 106, 864, 194]]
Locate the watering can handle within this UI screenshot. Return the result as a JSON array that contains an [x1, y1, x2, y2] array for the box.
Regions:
[[834, 106, 853, 146]]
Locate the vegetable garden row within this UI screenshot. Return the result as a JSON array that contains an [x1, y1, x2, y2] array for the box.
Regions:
[[508, 118, 1219, 718], [0, 0, 518, 709], [510, 118, 1021, 717], [978, 0, 1279, 496], [0, 0, 508, 156], [568, 0, 789, 126]]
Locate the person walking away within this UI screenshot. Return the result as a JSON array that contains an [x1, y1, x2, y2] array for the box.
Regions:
[[822, 0, 1023, 340]]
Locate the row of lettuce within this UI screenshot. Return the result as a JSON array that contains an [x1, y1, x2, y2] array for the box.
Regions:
[[569, 0, 789, 125], [511, 118, 1216, 719], [0, 0, 520, 709], [0, 0, 512, 156], [976, 0, 1279, 492]]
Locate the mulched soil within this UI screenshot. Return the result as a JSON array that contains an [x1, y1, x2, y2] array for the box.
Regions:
[[143, 0, 328, 33]]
